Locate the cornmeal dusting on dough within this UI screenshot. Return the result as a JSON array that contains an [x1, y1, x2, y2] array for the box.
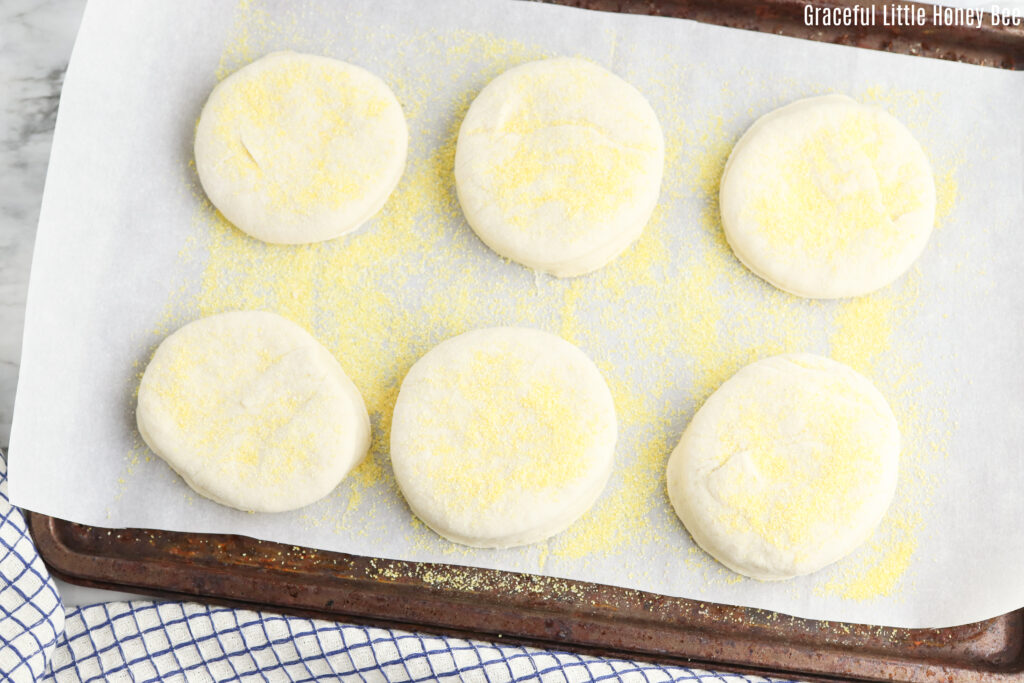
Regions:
[[468, 62, 658, 239], [145, 330, 326, 488], [744, 112, 926, 264], [859, 86, 960, 231], [493, 138, 646, 235], [208, 57, 396, 215], [408, 347, 600, 516], [708, 374, 886, 562]]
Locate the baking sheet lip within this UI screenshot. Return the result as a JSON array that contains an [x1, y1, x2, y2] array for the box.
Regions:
[[41, 568, 1020, 683], [32, 510, 1018, 633], [46, 567, 872, 683], [547, 0, 1024, 70], [29, 513, 1024, 682], [28, 511, 1019, 633]]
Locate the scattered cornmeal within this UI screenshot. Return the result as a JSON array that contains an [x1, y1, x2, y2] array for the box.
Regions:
[[136, 311, 370, 513], [454, 57, 664, 277], [194, 51, 408, 244], [719, 95, 935, 299], [666, 353, 899, 581], [390, 327, 617, 548]]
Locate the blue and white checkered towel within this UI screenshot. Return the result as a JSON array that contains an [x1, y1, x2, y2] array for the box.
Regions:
[[0, 457, 787, 682], [1, 457, 63, 682]]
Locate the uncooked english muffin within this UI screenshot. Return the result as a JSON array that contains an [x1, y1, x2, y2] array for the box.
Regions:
[[666, 353, 899, 580], [454, 57, 664, 277], [194, 51, 408, 244], [136, 311, 370, 513], [719, 94, 935, 299], [390, 327, 617, 547]]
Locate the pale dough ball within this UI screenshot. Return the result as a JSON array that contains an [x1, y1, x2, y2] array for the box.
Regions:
[[194, 51, 408, 244], [137, 311, 370, 513], [666, 353, 899, 580], [454, 58, 664, 277], [719, 95, 935, 299], [390, 327, 617, 547]]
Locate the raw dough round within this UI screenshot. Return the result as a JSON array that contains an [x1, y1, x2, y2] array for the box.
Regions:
[[666, 353, 899, 580], [137, 311, 370, 513], [194, 51, 408, 244], [390, 327, 617, 547], [454, 58, 664, 277], [719, 95, 935, 299]]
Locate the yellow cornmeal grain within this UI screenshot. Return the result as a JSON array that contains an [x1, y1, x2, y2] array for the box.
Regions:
[[859, 84, 962, 230], [550, 365, 670, 559], [934, 168, 960, 225], [138, 4, 962, 605], [559, 278, 586, 344], [707, 376, 887, 562], [831, 269, 922, 377], [469, 63, 657, 237], [207, 56, 396, 218], [381, 562, 590, 602], [743, 112, 927, 264], [144, 327, 328, 489], [214, 0, 258, 80], [817, 267, 941, 601], [407, 346, 602, 516], [820, 509, 920, 600], [493, 139, 646, 233]]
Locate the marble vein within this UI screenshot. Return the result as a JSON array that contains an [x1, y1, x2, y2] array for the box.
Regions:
[[0, 0, 86, 448]]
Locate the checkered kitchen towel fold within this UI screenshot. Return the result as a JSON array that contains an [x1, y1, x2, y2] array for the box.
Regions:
[[0, 456, 64, 682], [46, 602, 792, 682], [1, 458, 788, 682]]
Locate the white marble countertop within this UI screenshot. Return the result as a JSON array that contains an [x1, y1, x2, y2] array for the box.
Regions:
[[1, 0, 86, 450]]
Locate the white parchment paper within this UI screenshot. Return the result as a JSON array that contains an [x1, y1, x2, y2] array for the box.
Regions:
[[10, 0, 1024, 628]]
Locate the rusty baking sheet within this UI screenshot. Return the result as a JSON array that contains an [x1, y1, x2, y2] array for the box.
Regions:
[[25, 2, 1024, 681], [29, 514, 1024, 682], [557, 0, 1024, 69]]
